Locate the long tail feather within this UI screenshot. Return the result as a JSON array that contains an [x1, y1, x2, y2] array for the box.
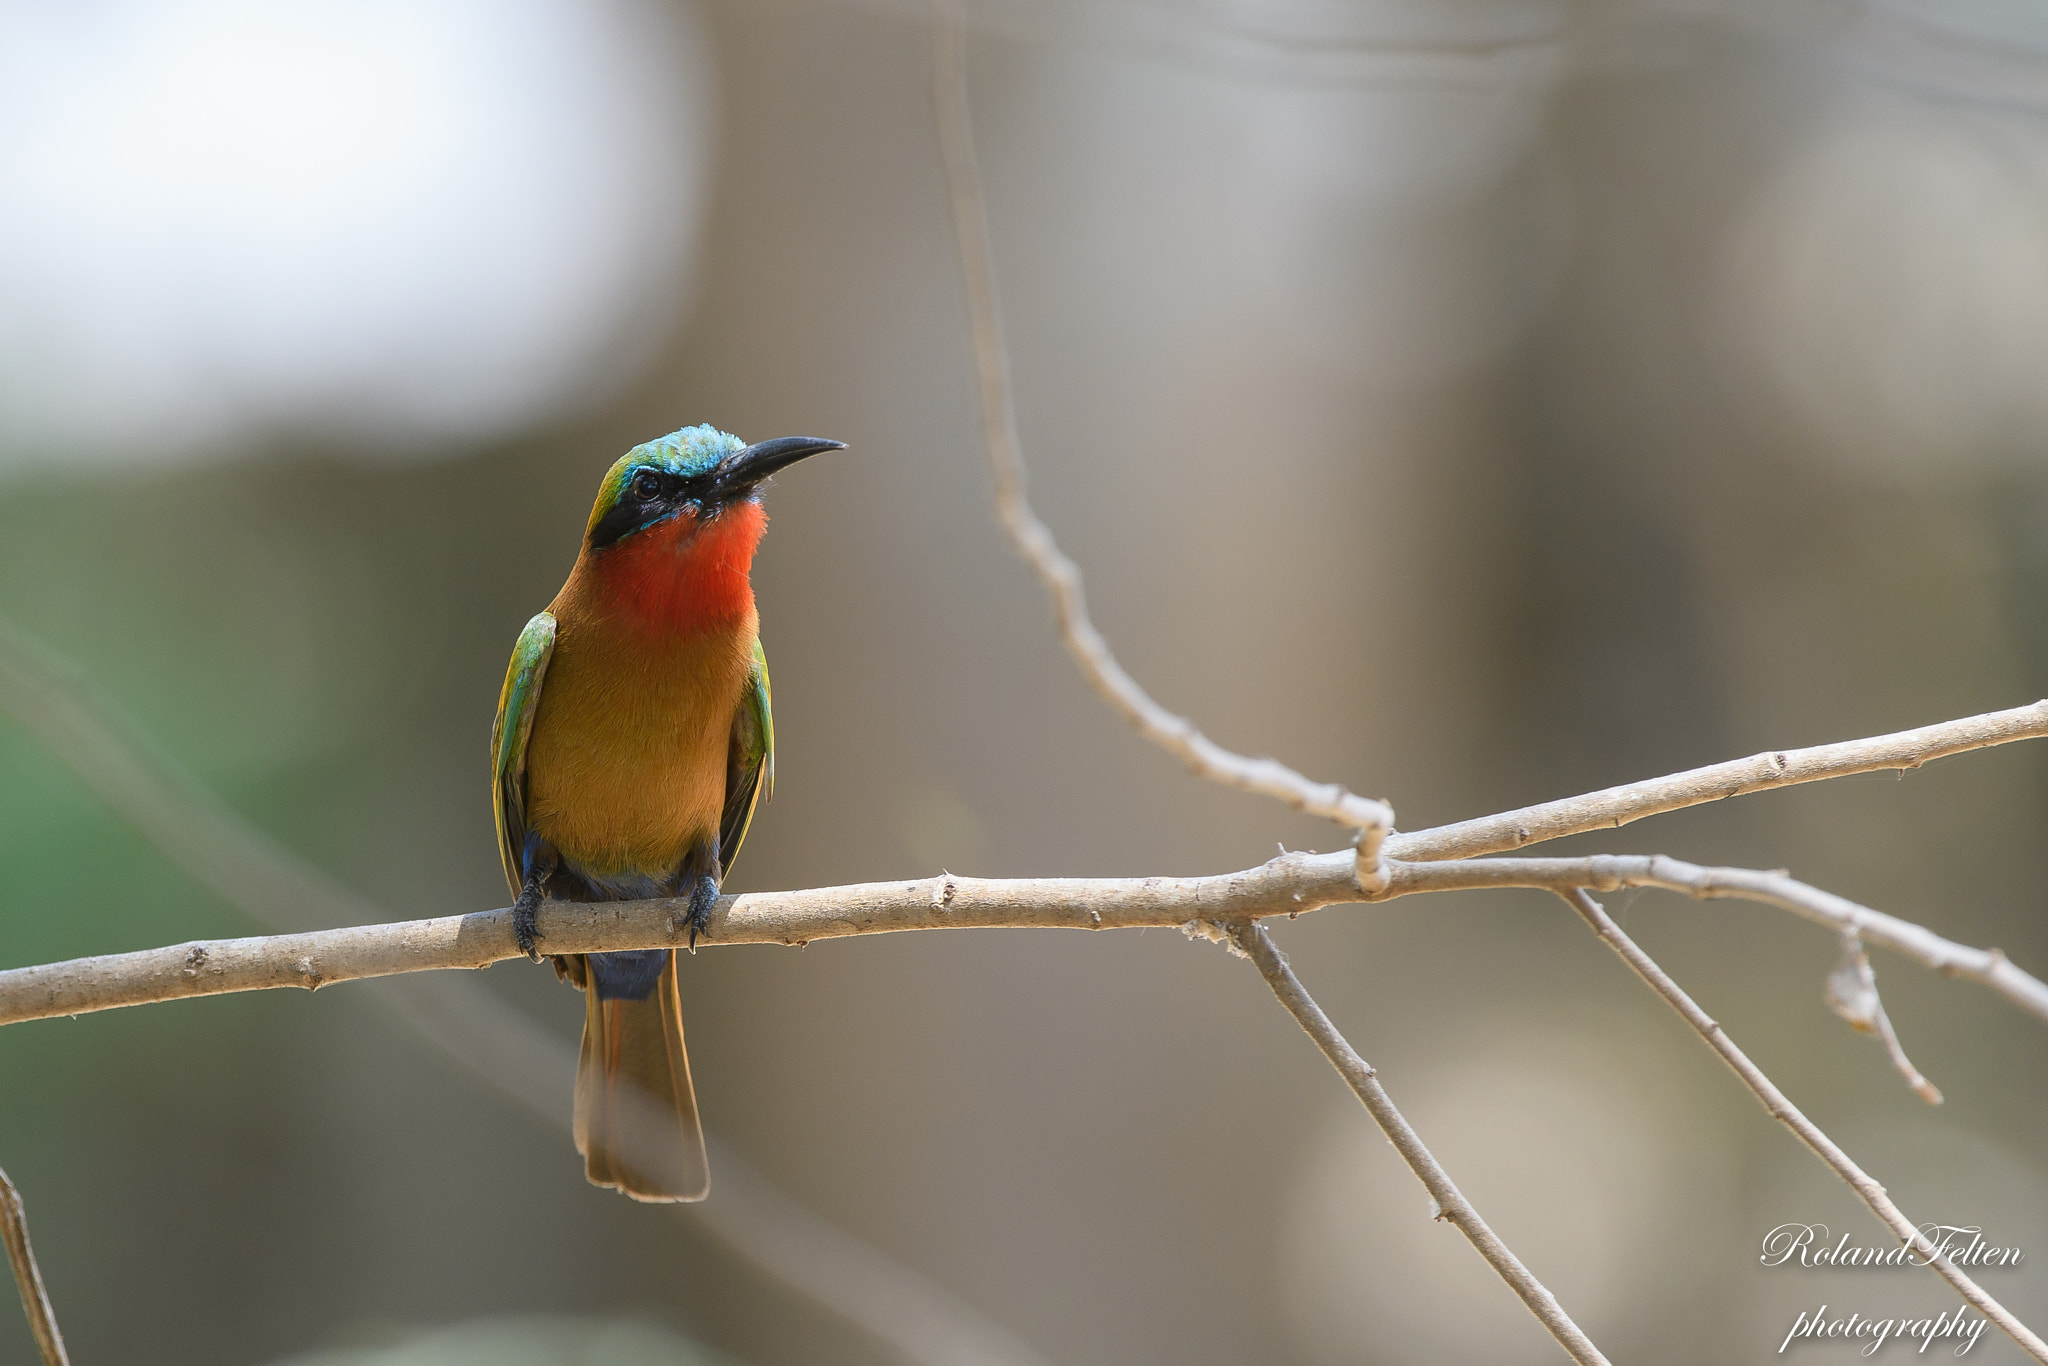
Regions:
[[572, 953, 709, 1201]]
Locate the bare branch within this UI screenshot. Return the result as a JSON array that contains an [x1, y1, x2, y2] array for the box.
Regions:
[[1558, 889, 2048, 1362], [1228, 921, 1611, 1366], [927, 0, 1394, 877], [8, 848, 2046, 1044], [0, 855, 1365, 1026], [0, 1165, 67, 1366], [1389, 700, 2048, 862]]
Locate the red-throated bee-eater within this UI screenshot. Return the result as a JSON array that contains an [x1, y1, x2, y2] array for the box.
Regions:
[[491, 423, 845, 1201]]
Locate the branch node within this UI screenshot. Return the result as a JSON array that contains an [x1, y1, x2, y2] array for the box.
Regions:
[[1180, 919, 1250, 959], [1354, 816, 1393, 896], [1826, 935, 1944, 1105]]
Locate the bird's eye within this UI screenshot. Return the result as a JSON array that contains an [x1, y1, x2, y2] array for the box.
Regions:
[[631, 471, 664, 500]]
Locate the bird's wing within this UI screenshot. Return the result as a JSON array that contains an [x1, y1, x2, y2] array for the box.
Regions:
[[491, 611, 558, 895], [719, 636, 774, 879]]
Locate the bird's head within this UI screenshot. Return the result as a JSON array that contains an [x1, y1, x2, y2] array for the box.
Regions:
[[578, 424, 845, 633], [585, 424, 846, 551]]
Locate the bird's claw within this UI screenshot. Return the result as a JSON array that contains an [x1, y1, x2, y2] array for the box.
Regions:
[[685, 875, 718, 952], [512, 887, 544, 963]]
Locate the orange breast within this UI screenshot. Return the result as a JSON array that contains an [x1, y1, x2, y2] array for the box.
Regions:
[[522, 600, 757, 879]]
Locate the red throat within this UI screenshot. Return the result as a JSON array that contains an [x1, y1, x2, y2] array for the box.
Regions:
[[592, 501, 766, 634]]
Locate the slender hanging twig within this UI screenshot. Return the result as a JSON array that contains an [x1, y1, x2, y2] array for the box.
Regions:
[[1559, 888, 2048, 1363], [1229, 921, 1611, 1366], [1, 1165, 68, 1366], [927, 0, 1393, 884]]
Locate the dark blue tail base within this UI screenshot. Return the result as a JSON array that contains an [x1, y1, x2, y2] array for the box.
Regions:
[[588, 948, 671, 1002]]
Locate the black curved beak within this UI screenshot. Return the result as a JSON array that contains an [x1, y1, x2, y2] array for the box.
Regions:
[[713, 436, 847, 498]]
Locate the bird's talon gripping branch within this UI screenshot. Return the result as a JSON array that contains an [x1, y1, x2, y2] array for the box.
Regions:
[[511, 884, 545, 962], [686, 875, 718, 951]]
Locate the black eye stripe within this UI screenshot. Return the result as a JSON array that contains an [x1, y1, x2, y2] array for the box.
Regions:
[[590, 466, 720, 550], [629, 469, 713, 502]]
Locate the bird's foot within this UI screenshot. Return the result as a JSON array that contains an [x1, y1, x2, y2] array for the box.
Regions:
[[512, 883, 545, 962], [685, 874, 719, 951], [511, 838, 557, 963]]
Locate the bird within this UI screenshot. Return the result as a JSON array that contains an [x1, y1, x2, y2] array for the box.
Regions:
[[491, 423, 845, 1201]]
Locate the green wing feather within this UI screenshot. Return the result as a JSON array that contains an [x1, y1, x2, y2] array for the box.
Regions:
[[719, 637, 774, 878], [491, 611, 558, 895]]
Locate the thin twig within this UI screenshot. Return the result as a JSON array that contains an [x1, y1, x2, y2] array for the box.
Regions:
[[1227, 921, 1610, 1366], [1824, 934, 1942, 1105], [0, 617, 1060, 1366], [1390, 700, 2048, 862], [1376, 854, 2048, 1027], [0, 1165, 67, 1366], [1558, 889, 2048, 1362], [927, 0, 1394, 880]]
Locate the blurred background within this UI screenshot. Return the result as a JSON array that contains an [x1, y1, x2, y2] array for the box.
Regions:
[[2, 0, 2047, 1362]]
